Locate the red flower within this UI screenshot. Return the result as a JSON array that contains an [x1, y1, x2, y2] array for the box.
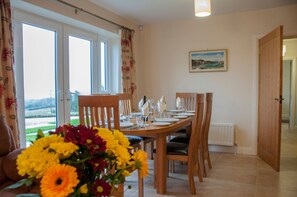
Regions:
[[91, 179, 111, 196], [0, 84, 3, 98], [79, 128, 106, 154], [89, 157, 108, 172], [5, 97, 15, 108]]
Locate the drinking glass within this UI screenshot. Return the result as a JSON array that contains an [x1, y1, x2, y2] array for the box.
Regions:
[[136, 116, 144, 127]]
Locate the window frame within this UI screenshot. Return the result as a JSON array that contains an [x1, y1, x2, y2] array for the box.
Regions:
[[12, 9, 120, 147]]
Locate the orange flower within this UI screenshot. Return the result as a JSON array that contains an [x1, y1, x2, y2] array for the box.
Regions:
[[41, 164, 79, 197]]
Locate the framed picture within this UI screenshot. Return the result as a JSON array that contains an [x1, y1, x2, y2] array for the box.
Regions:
[[189, 49, 228, 72]]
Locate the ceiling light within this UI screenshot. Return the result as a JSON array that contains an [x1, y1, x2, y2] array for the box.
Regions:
[[194, 0, 211, 17]]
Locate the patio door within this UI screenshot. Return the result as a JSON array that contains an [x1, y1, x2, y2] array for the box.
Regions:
[[14, 13, 99, 146]]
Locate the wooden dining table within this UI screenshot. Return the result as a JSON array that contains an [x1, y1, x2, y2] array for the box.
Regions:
[[121, 117, 192, 194]]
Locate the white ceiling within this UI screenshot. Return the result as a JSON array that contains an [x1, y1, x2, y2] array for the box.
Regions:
[[89, 0, 297, 25]]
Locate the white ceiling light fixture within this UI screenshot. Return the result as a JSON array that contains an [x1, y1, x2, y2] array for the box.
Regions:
[[194, 0, 211, 17]]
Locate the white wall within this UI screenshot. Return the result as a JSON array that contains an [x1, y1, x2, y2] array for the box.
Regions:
[[137, 5, 297, 155]]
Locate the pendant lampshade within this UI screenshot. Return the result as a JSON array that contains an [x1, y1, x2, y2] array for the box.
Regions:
[[194, 0, 211, 17]]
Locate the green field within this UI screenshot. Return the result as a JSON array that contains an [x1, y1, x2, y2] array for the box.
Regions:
[[25, 118, 80, 143]]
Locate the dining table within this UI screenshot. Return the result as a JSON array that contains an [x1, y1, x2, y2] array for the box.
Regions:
[[120, 116, 193, 195]]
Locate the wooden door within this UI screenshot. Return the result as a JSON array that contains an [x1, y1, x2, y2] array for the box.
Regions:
[[258, 26, 283, 171]]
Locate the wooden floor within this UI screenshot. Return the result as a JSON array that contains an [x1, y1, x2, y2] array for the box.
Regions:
[[124, 123, 297, 197]]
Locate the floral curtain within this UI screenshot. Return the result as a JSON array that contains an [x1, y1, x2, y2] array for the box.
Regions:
[[121, 28, 137, 110], [0, 0, 19, 147]]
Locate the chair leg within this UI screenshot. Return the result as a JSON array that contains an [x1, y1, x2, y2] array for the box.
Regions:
[[171, 161, 175, 173], [153, 154, 156, 188], [201, 152, 207, 177], [150, 141, 154, 160], [188, 161, 196, 195], [206, 149, 212, 169], [196, 153, 203, 182], [138, 170, 144, 197]]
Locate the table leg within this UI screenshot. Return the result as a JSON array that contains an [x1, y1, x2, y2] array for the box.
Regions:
[[156, 135, 167, 194]]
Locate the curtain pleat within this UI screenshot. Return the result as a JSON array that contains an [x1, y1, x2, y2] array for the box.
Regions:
[[121, 29, 137, 111], [0, 0, 20, 147]]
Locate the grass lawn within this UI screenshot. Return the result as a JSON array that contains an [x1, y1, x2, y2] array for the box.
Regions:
[[25, 118, 80, 143]]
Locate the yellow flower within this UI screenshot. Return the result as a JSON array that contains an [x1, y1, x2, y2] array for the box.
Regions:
[[41, 164, 79, 197], [79, 184, 88, 194], [122, 170, 131, 177], [114, 144, 131, 167], [34, 134, 64, 149], [17, 135, 68, 179], [95, 127, 117, 152], [113, 130, 131, 148], [95, 127, 132, 167], [17, 145, 59, 178], [132, 150, 149, 177], [49, 142, 79, 158]]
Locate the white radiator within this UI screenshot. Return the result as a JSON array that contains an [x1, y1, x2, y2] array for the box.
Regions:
[[208, 123, 235, 146]]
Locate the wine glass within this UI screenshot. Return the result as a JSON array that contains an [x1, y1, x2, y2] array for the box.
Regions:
[[141, 103, 150, 127]]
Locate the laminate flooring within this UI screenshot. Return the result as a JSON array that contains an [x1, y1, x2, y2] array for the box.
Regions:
[[124, 124, 297, 197]]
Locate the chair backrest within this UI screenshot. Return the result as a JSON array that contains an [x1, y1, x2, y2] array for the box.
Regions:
[[117, 93, 132, 116], [176, 92, 197, 111], [78, 95, 120, 130], [188, 94, 204, 159], [201, 93, 213, 151]]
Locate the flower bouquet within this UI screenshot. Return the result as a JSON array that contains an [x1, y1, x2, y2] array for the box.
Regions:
[[2, 124, 148, 197]]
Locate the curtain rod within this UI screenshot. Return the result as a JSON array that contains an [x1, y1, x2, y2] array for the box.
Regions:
[[56, 0, 134, 32]]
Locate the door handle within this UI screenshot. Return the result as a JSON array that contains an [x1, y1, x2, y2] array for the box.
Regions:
[[274, 97, 284, 103]]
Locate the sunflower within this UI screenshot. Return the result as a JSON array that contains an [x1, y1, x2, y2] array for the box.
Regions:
[[41, 164, 79, 197]]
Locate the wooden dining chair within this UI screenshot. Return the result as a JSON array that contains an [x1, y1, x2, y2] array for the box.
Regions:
[[154, 94, 204, 194], [118, 93, 155, 159], [78, 94, 143, 197], [78, 95, 120, 129], [200, 93, 213, 177], [170, 93, 213, 176], [176, 92, 197, 111], [175, 93, 197, 135]]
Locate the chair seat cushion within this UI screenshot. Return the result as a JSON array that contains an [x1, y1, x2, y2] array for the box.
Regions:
[[166, 142, 188, 155], [153, 142, 188, 155], [170, 134, 190, 144], [176, 128, 187, 134], [126, 135, 142, 145]]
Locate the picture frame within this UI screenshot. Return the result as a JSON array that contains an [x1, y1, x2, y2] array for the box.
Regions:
[[189, 49, 228, 72]]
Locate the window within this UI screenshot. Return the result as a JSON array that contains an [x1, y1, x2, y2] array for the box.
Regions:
[[13, 10, 120, 147], [100, 41, 108, 92]]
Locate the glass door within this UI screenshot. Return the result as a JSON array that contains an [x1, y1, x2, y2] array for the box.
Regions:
[[68, 35, 92, 125], [22, 24, 58, 144], [63, 27, 98, 125]]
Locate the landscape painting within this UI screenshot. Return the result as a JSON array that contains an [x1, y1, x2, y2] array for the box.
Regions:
[[189, 49, 227, 72]]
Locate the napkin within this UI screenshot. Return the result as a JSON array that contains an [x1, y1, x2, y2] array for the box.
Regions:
[[160, 96, 166, 104], [142, 102, 150, 117], [138, 98, 144, 111], [158, 96, 167, 113], [176, 97, 181, 109], [119, 101, 124, 115]]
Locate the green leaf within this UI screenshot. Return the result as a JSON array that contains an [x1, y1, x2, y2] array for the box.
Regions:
[[0, 179, 28, 191], [25, 178, 34, 187], [36, 129, 45, 140], [16, 194, 41, 197]]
